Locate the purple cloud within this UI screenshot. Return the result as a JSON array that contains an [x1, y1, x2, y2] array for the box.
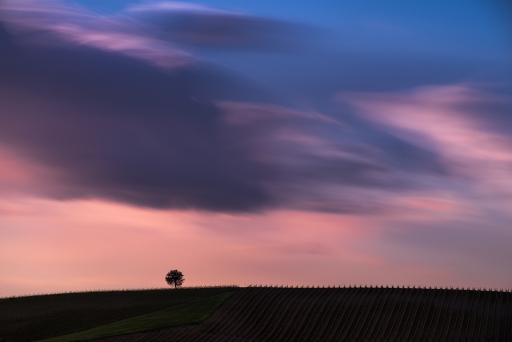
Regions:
[[125, 1, 316, 51], [0, 0, 493, 214]]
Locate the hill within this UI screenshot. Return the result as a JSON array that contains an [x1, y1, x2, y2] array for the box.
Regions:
[[0, 287, 239, 342], [96, 286, 512, 341], [2, 286, 511, 341]]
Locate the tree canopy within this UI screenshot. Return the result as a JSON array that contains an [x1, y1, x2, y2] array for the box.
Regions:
[[166, 270, 185, 288]]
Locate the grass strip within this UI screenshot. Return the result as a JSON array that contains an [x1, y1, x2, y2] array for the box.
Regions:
[[37, 292, 234, 342]]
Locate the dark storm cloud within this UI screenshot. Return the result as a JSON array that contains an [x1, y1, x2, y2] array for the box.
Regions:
[[0, 1, 453, 213], [0, 22, 276, 211], [126, 2, 316, 51]]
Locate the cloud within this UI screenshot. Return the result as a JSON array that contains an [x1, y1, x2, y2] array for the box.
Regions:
[[0, 0, 192, 69], [218, 101, 447, 213], [125, 1, 316, 51], [340, 85, 512, 198], [0, 0, 467, 214], [0, 19, 447, 214], [0, 17, 280, 211], [0, 0, 319, 57]]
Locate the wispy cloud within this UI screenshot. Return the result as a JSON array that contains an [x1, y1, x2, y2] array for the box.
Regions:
[[341, 85, 512, 199], [0, 0, 192, 69]]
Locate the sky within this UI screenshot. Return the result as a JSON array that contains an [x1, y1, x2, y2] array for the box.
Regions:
[[1, 0, 512, 297]]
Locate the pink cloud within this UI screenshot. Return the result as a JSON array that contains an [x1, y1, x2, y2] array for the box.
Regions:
[[0, 0, 192, 69], [341, 85, 512, 177], [340, 85, 512, 209], [127, 2, 233, 15]]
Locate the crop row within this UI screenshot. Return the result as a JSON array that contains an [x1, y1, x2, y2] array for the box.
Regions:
[[246, 284, 512, 292], [111, 287, 512, 342]]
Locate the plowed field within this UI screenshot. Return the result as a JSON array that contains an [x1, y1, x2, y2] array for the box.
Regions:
[[95, 286, 512, 342]]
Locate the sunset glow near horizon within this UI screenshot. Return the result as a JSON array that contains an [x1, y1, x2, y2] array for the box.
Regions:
[[1, 0, 512, 297]]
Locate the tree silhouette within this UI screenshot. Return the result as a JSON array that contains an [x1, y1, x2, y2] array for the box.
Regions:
[[166, 270, 185, 288]]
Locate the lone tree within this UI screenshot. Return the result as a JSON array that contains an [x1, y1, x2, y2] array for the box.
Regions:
[[166, 270, 185, 288]]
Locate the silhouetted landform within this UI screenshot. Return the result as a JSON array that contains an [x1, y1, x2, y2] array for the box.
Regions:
[[95, 286, 512, 342], [0, 286, 239, 342], [38, 292, 235, 342]]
